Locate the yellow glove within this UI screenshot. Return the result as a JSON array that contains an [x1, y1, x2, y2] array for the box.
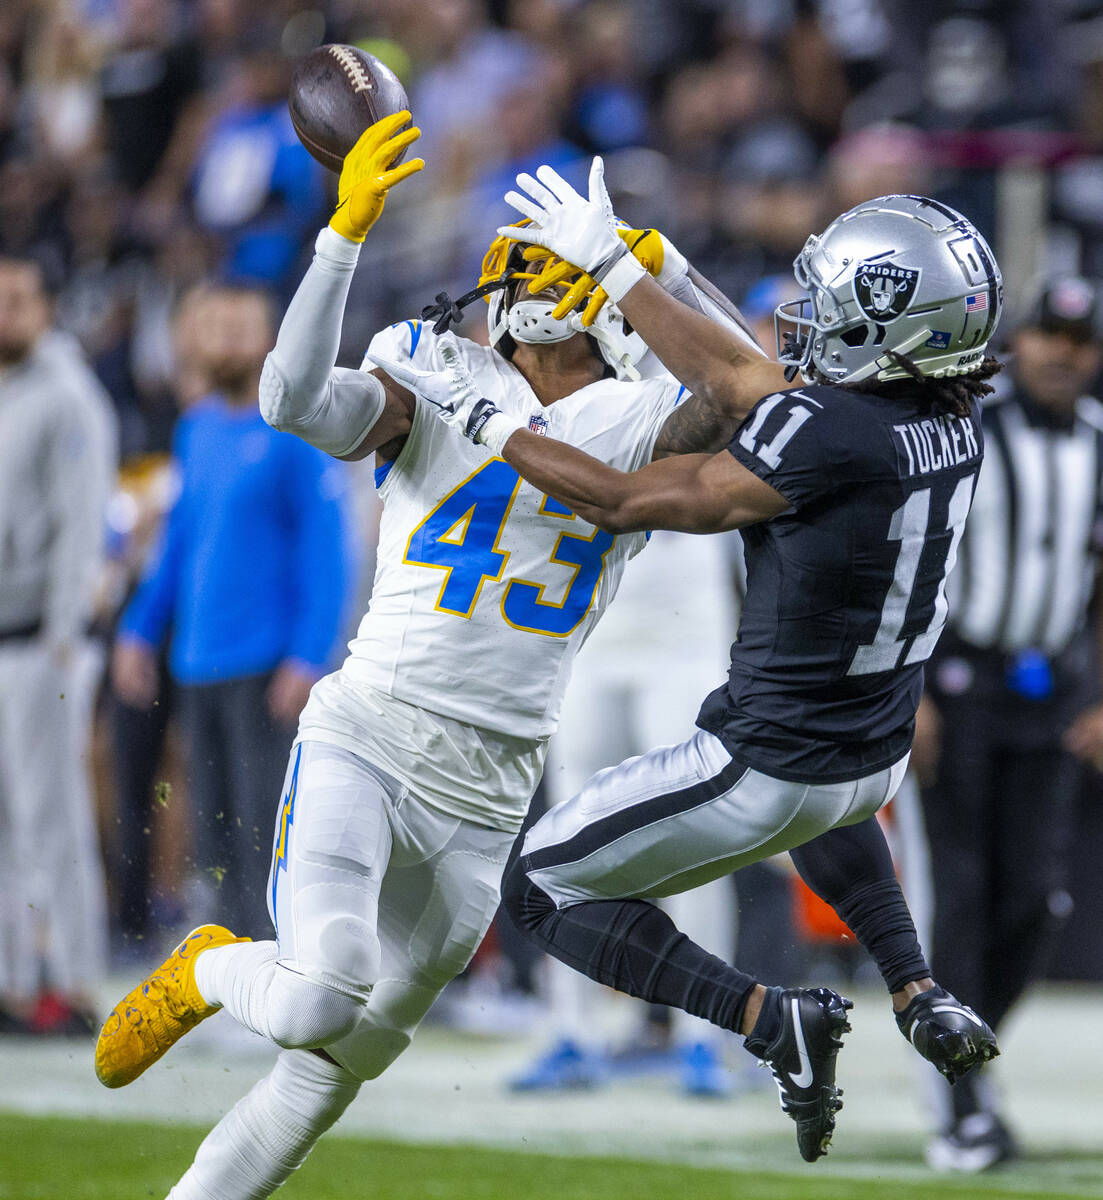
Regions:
[[329, 111, 424, 243], [524, 228, 673, 327]]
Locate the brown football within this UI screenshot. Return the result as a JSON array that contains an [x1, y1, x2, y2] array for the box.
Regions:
[[288, 44, 411, 174]]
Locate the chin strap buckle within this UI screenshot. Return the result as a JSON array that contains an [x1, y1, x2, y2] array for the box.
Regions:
[[421, 279, 513, 334], [780, 330, 805, 382], [420, 291, 465, 335]]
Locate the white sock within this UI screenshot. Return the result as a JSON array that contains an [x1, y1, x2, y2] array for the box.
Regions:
[[194, 939, 364, 1048], [194, 940, 279, 1034], [167, 1049, 360, 1200]]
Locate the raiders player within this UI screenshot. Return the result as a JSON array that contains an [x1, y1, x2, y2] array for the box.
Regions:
[[382, 165, 1003, 1162], [93, 116, 768, 1199]]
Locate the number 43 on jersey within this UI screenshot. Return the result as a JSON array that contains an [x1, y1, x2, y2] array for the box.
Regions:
[[404, 459, 615, 638]]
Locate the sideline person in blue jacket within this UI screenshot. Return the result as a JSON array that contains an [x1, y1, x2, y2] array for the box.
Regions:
[[113, 284, 353, 937]]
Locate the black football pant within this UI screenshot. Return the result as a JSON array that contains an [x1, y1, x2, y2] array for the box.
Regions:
[[110, 677, 173, 939], [502, 729, 928, 1034], [179, 673, 297, 940], [921, 684, 1079, 1033]]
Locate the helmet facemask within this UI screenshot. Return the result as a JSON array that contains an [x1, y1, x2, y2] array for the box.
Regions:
[[517, 245, 649, 380], [481, 229, 575, 349]]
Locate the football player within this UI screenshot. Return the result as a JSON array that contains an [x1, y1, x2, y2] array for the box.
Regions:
[[93, 115, 771, 1199], [377, 161, 1004, 1162]]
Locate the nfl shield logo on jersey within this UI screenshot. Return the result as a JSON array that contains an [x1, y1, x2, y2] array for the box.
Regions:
[[854, 261, 921, 322], [528, 413, 549, 436]]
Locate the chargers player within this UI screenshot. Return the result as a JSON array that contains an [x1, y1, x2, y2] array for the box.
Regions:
[[93, 115, 767, 1199], [380, 164, 1004, 1162]]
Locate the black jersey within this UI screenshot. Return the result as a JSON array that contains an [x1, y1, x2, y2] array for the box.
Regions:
[[696, 383, 983, 783]]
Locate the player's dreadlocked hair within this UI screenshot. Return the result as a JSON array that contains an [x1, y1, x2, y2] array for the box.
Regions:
[[845, 352, 1002, 418]]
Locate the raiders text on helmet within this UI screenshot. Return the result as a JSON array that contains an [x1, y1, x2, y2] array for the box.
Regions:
[[775, 195, 1002, 385]]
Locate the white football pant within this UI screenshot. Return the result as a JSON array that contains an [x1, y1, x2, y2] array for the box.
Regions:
[[173, 740, 512, 1200]]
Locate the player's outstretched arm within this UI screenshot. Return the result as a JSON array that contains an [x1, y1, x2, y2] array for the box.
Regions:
[[499, 430, 789, 534], [259, 113, 423, 460], [503, 159, 791, 434], [370, 334, 788, 532]]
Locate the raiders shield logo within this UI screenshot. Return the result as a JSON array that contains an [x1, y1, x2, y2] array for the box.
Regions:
[[853, 260, 921, 323]]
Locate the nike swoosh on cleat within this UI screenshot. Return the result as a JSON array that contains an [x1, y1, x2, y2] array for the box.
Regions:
[[789, 997, 815, 1089]]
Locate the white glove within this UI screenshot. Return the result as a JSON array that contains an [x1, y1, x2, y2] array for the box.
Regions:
[[368, 333, 523, 454], [501, 158, 646, 303]]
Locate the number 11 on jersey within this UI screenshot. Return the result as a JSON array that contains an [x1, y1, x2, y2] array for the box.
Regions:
[[848, 474, 975, 676]]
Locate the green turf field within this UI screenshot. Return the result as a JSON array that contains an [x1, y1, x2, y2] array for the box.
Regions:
[[1, 1114, 1100, 1200]]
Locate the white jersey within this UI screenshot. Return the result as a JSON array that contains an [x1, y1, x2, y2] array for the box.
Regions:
[[574, 528, 738, 672], [299, 320, 683, 829]]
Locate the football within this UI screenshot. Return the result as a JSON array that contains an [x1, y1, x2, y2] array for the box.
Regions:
[[288, 44, 411, 174]]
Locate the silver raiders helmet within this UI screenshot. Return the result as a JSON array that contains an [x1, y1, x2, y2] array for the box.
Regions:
[[776, 194, 1002, 385]]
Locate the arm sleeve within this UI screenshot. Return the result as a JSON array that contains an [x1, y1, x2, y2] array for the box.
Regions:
[[663, 269, 766, 360], [284, 445, 353, 670], [258, 226, 388, 457], [43, 382, 118, 646], [117, 428, 190, 648]]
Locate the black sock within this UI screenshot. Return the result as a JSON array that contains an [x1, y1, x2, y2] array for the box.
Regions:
[[744, 985, 784, 1056], [790, 818, 930, 992], [503, 862, 758, 1033]]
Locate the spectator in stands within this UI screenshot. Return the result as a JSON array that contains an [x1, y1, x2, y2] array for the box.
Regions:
[[0, 254, 117, 1035], [111, 284, 354, 938], [98, 0, 201, 193], [912, 278, 1103, 1170], [189, 48, 324, 290], [106, 283, 216, 956]]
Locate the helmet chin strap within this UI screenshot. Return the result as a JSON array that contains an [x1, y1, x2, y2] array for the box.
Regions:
[[507, 299, 576, 345], [422, 279, 510, 334], [581, 314, 642, 380]]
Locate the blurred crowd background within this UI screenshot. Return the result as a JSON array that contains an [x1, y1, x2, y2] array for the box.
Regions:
[[8, 0, 1103, 457], [2, 0, 1103, 1052]]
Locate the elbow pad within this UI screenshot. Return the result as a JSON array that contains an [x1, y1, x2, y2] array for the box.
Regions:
[[260, 354, 387, 457]]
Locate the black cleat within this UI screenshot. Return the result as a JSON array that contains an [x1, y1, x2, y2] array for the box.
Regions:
[[895, 986, 998, 1084], [746, 987, 853, 1163]]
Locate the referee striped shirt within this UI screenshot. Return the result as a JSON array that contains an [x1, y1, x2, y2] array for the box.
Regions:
[[949, 388, 1103, 655]]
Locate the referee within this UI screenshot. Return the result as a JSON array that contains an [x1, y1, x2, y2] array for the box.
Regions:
[[913, 278, 1103, 1171]]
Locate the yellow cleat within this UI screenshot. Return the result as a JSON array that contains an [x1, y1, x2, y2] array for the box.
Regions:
[[95, 924, 250, 1088]]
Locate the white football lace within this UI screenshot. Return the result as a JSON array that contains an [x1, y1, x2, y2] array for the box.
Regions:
[[329, 45, 374, 94]]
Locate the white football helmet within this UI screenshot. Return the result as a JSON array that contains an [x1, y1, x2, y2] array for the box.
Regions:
[[478, 225, 647, 378], [480, 227, 575, 347], [578, 298, 648, 381], [776, 194, 1002, 384]]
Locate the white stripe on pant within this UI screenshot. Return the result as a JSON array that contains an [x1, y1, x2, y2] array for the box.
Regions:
[[523, 727, 909, 908]]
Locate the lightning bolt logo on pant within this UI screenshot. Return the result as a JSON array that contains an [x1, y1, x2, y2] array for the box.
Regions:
[[271, 746, 301, 934]]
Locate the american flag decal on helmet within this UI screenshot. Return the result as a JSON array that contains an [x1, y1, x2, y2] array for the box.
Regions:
[[528, 414, 549, 436], [966, 293, 988, 312]]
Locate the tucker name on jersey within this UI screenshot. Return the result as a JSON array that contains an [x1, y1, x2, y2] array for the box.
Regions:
[[892, 412, 980, 477]]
